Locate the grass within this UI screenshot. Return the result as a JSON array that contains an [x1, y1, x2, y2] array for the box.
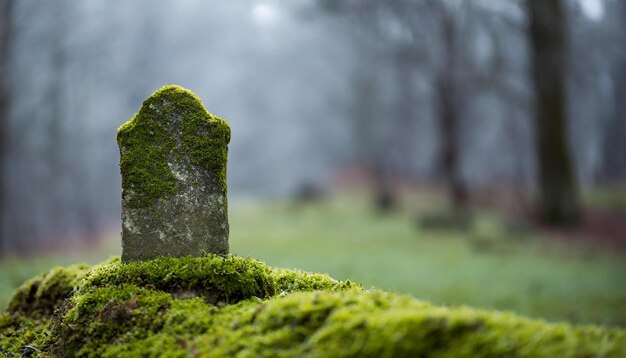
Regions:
[[229, 195, 626, 327], [583, 186, 626, 211], [1, 193, 625, 328]]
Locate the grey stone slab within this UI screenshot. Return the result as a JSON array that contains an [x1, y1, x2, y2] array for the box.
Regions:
[[117, 85, 230, 262]]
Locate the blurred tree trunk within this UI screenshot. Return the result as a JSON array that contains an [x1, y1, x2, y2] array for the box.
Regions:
[[436, 78, 467, 208], [350, 72, 396, 212], [601, 2, 626, 183], [0, 0, 13, 256], [601, 64, 626, 182], [527, 0, 580, 225], [436, 9, 468, 209], [47, 3, 66, 183], [40, 1, 68, 248]]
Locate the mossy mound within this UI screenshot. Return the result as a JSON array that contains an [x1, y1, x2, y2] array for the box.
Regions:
[[1, 255, 624, 357]]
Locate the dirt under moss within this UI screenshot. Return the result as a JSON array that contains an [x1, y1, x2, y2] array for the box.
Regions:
[[1, 255, 624, 357]]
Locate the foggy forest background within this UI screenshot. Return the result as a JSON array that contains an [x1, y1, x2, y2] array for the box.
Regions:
[[0, 0, 625, 255]]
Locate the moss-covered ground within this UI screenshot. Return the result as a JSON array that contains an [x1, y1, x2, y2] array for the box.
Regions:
[[1, 254, 625, 357]]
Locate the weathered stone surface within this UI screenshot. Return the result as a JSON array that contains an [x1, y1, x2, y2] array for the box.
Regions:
[[117, 85, 230, 262]]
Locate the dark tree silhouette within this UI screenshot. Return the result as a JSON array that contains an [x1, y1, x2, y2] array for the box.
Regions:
[[434, 3, 467, 208], [0, 0, 14, 255], [527, 0, 581, 225], [601, 0, 626, 183]]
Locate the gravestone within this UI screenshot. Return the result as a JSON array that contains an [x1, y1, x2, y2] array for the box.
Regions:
[[117, 85, 230, 262]]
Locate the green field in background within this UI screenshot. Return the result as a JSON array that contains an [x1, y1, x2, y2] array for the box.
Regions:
[[1, 195, 625, 327]]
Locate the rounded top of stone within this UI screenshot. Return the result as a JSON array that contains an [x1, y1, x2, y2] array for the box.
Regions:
[[149, 84, 206, 108], [153, 84, 202, 100], [117, 85, 230, 143]]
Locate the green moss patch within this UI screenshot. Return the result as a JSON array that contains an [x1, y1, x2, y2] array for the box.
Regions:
[[192, 291, 626, 357], [0, 313, 50, 356], [1, 255, 624, 357], [80, 255, 277, 305], [7, 264, 90, 315]]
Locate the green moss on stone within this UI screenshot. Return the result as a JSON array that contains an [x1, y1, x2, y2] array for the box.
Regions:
[[117, 85, 230, 209], [1, 255, 625, 357]]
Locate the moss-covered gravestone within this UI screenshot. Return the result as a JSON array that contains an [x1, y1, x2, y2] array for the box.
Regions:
[[117, 85, 230, 262]]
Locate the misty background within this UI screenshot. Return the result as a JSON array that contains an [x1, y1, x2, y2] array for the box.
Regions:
[[0, 0, 625, 253]]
